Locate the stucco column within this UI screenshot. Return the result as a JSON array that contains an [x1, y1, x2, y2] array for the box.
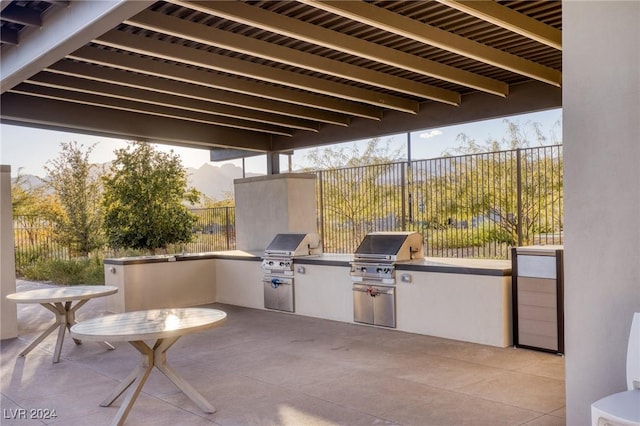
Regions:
[[1, 165, 18, 339], [234, 173, 317, 252], [563, 2, 640, 424]]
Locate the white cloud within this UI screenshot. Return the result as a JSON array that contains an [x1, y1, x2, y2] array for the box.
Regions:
[[419, 130, 443, 139]]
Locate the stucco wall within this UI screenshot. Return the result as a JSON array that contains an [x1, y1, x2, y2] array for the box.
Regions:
[[234, 173, 318, 251], [563, 2, 640, 424], [1, 165, 17, 339], [104, 258, 216, 312]]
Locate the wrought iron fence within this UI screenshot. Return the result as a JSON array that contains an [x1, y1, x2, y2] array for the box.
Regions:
[[13, 216, 69, 272], [316, 162, 407, 253], [13, 206, 236, 272], [13, 145, 562, 270], [178, 207, 235, 253], [315, 145, 563, 258]]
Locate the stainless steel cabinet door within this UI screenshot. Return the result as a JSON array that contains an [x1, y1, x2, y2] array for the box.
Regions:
[[353, 284, 395, 328], [353, 284, 375, 325], [373, 286, 395, 328], [263, 277, 294, 312]]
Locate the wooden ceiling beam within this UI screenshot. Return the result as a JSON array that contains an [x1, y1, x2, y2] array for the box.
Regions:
[[68, 46, 380, 120], [0, 3, 42, 27], [127, 9, 460, 106], [46, 59, 349, 127], [94, 29, 420, 114], [10, 84, 294, 136], [0, 26, 18, 45], [301, 0, 562, 87], [0, 92, 272, 151], [436, 0, 562, 50], [176, 0, 508, 96], [26, 72, 320, 132]]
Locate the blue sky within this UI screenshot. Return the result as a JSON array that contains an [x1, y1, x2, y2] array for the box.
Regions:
[[1, 108, 561, 177]]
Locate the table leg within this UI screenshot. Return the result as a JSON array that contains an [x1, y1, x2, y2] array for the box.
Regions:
[[19, 300, 114, 363], [19, 303, 67, 363], [108, 341, 154, 426], [65, 300, 83, 345], [153, 338, 216, 413], [66, 299, 115, 350], [34, 302, 77, 363], [101, 338, 215, 425], [18, 319, 60, 358], [29, 303, 67, 363], [100, 365, 145, 408]]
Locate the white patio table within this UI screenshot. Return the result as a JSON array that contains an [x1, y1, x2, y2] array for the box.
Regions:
[[70, 307, 227, 426], [6, 285, 118, 363]]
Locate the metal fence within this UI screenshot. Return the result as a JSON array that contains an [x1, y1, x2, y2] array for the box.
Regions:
[[13, 206, 236, 272], [13, 145, 562, 269], [315, 145, 563, 258], [178, 207, 235, 253], [13, 216, 69, 271]]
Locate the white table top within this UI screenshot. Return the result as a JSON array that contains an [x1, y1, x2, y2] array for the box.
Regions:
[[70, 308, 227, 342], [6, 285, 118, 304]]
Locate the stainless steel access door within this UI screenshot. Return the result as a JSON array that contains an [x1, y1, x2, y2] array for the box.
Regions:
[[353, 284, 396, 328], [263, 276, 294, 312]]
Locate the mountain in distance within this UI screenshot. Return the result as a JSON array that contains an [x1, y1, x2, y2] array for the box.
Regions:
[[187, 163, 262, 201], [14, 174, 46, 189], [13, 163, 262, 203]]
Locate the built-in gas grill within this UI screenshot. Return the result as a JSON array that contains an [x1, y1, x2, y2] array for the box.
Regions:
[[351, 232, 424, 328], [262, 233, 322, 312]]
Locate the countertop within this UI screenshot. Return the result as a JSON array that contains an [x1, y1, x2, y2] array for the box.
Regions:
[[104, 251, 511, 276]]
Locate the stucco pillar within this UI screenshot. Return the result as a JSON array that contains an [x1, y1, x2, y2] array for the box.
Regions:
[[234, 173, 317, 252], [1, 165, 18, 340], [563, 2, 640, 424]]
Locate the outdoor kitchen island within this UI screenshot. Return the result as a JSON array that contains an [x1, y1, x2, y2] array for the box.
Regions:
[[104, 252, 512, 348]]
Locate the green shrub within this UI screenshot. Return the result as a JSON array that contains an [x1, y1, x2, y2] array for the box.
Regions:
[[21, 257, 105, 286], [427, 224, 516, 250]]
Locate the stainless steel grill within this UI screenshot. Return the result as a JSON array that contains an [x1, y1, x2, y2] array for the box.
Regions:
[[261, 233, 322, 312], [350, 232, 423, 328]]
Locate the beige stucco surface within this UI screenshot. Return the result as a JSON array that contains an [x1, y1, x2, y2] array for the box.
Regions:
[[563, 1, 640, 423], [214, 258, 263, 309], [397, 273, 512, 347], [105, 258, 216, 313], [105, 254, 512, 347], [234, 173, 318, 252], [1, 165, 17, 339]]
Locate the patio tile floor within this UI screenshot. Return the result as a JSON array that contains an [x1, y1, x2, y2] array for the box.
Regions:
[[1, 281, 565, 425]]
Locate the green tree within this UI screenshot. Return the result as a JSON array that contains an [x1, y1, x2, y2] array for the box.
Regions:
[[12, 169, 60, 263], [425, 118, 562, 251], [102, 141, 200, 253], [303, 137, 403, 169], [44, 142, 105, 257], [303, 138, 405, 252]]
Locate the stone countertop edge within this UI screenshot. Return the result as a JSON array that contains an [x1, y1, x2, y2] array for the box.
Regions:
[[103, 251, 262, 265], [103, 253, 510, 276]]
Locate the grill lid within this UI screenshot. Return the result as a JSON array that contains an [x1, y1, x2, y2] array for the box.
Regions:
[[353, 232, 424, 262], [264, 233, 322, 257]]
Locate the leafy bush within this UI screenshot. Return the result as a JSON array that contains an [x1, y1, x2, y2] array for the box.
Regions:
[[21, 257, 105, 286], [427, 223, 516, 250], [486, 228, 516, 245]]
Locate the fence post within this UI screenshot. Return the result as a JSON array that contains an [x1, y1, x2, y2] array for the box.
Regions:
[[406, 133, 413, 227], [318, 171, 325, 242], [516, 148, 523, 247], [401, 164, 407, 230], [224, 207, 231, 250]]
